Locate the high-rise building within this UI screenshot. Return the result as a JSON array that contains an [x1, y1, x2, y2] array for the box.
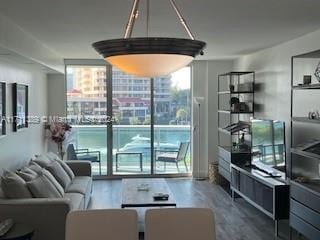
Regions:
[[67, 67, 172, 123]]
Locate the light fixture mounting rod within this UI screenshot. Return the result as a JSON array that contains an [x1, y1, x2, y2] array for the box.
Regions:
[[146, 0, 150, 37], [124, 0, 140, 38], [169, 0, 195, 40]]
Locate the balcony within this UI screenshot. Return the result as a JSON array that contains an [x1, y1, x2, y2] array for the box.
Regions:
[[69, 125, 191, 175]]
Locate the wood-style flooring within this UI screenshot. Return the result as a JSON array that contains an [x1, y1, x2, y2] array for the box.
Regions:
[[89, 178, 293, 240]]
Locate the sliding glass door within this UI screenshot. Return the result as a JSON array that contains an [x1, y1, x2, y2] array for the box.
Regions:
[[65, 64, 191, 176], [154, 67, 191, 174], [112, 68, 151, 175], [66, 65, 108, 175]]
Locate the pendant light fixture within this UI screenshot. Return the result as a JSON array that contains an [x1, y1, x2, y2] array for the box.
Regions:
[[92, 0, 206, 78]]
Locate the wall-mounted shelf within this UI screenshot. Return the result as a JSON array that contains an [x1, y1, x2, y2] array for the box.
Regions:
[[218, 128, 251, 135], [218, 110, 254, 114], [293, 83, 320, 90], [291, 148, 320, 161], [218, 91, 254, 95], [292, 117, 320, 125], [219, 71, 254, 76]]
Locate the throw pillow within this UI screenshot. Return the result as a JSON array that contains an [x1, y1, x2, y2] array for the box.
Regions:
[[46, 161, 72, 190], [46, 152, 75, 179], [28, 161, 44, 174], [56, 159, 75, 180], [16, 167, 38, 181], [27, 173, 63, 198], [33, 154, 52, 168], [42, 169, 64, 197], [1, 170, 33, 199]]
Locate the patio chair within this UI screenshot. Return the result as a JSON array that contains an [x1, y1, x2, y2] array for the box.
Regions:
[[67, 144, 102, 175], [155, 142, 189, 172], [145, 208, 216, 240], [66, 209, 139, 240]]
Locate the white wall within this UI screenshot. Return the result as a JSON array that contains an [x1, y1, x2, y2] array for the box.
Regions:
[[233, 28, 320, 164], [47, 73, 66, 116], [0, 58, 48, 174], [192, 60, 233, 178]]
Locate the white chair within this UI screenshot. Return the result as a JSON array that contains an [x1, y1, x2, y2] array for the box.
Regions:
[[145, 208, 216, 240], [66, 209, 139, 240]]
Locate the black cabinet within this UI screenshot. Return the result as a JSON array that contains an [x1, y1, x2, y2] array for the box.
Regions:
[[239, 172, 255, 201], [231, 164, 289, 235], [255, 181, 273, 214]]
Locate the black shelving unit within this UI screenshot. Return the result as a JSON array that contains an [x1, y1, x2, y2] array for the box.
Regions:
[[290, 50, 320, 240], [217, 71, 255, 182]]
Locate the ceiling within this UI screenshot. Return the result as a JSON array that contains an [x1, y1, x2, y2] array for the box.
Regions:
[[1, 0, 320, 60]]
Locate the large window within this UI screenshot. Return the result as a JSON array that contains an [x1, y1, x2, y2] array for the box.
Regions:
[[66, 66, 107, 175], [154, 67, 191, 174], [66, 64, 191, 176]]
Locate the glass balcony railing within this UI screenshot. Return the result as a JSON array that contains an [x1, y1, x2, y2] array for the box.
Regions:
[[68, 125, 191, 175]]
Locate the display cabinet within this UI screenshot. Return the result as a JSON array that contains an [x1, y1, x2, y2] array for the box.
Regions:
[[290, 49, 320, 240], [217, 71, 255, 182]]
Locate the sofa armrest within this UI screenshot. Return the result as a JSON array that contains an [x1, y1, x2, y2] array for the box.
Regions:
[[65, 160, 92, 177], [0, 198, 71, 240]]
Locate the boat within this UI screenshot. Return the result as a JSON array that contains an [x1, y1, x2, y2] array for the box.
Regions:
[[119, 135, 179, 155]]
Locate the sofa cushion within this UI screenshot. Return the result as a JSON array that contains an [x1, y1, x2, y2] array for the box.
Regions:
[[16, 167, 38, 181], [27, 173, 63, 198], [66, 176, 91, 195], [64, 192, 85, 210], [28, 161, 44, 174], [46, 152, 75, 180], [42, 169, 65, 197], [35, 153, 75, 180], [66, 176, 92, 208], [46, 161, 72, 190], [1, 171, 33, 199], [56, 159, 75, 180], [33, 154, 52, 168]]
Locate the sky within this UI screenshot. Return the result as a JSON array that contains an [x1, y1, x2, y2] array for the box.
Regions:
[[66, 65, 191, 90], [170, 66, 191, 90]]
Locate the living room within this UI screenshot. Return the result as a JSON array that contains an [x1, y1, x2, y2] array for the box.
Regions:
[[0, 0, 320, 240]]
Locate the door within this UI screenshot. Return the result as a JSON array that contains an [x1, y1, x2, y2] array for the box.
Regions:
[[66, 64, 192, 176]]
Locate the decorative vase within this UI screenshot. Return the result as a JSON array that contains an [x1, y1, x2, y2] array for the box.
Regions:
[[315, 62, 320, 82]]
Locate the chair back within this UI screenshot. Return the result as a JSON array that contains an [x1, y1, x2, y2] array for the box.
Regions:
[[67, 144, 78, 160], [66, 209, 139, 240], [145, 208, 216, 240], [176, 142, 190, 162]]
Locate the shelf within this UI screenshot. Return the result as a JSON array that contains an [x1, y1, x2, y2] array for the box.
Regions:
[[218, 91, 254, 95], [219, 71, 254, 76], [292, 117, 320, 125], [291, 180, 320, 198], [291, 148, 320, 161], [218, 146, 251, 155], [218, 128, 251, 135], [293, 83, 320, 90], [218, 110, 254, 114]]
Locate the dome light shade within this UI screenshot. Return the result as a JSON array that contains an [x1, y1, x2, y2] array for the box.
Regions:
[[106, 54, 193, 78], [92, 0, 206, 77], [92, 37, 206, 77]]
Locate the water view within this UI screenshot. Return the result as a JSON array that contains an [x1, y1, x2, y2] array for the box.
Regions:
[[66, 66, 192, 175], [70, 125, 191, 174]]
